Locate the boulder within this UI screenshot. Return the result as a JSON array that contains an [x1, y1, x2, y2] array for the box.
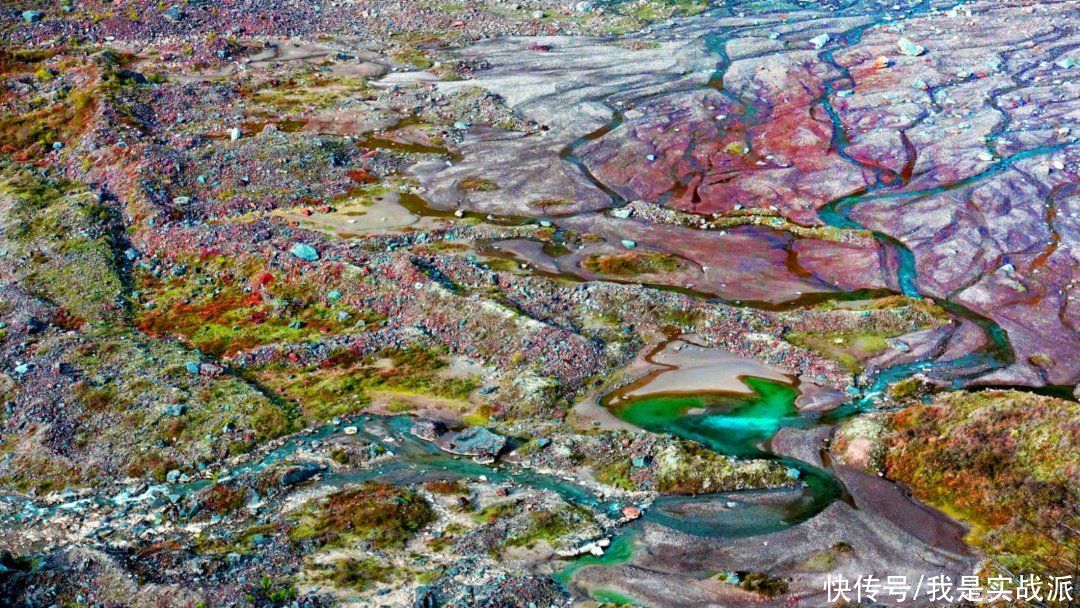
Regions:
[[438, 426, 507, 458], [897, 37, 925, 57], [163, 5, 184, 21], [289, 243, 319, 262], [280, 465, 325, 487], [411, 418, 449, 441]]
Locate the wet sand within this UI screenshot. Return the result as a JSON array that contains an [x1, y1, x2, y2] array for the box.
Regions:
[[571, 334, 797, 432], [276, 190, 432, 235], [835, 465, 971, 556], [623, 337, 792, 398], [577, 497, 976, 608]]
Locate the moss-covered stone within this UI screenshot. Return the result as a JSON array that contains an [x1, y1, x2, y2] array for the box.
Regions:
[[653, 441, 788, 495]]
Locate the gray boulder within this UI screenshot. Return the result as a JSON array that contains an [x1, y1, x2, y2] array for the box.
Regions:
[[280, 464, 325, 487], [438, 426, 507, 458], [411, 418, 449, 442]]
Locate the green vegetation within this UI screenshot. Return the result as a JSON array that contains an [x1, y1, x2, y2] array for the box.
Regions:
[[474, 500, 516, 524], [0, 172, 298, 493], [507, 506, 591, 549], [3, 173, 123, 324], [316, 557, 394, 591], [0, 321, 298, 492], [289, 482, 435, 549], [597, 0, 712, 35], [0, 79, 97, 159], [462, 402, 495, 426], [256, 345, 479, 423], [785, 330, 891, 373], [582, 252, 683, 277], [191, 523, 282, 557], [390, 48, 435, 69], [255, 363, 373, 423], [620, 0, 709, 23], [386, 398, 415, 413], [134, 254, 377, 358], [247, 575, 298, 606], [798, 542, 853, 573], [853, 295, 947, 317], [247, 75, 371, 111], [653, 440, 787, 494], [738, 572, 789, 597], [459, 177, 500, 192], [888, 376, 922, 400], [660, 307, 703, 328], [884, 390, 1079, 578], [595, 458, 636, 491], [782, 296, 948, 374]]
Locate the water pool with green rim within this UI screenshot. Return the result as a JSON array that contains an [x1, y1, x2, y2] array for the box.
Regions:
[[610, 376, 809, 458]]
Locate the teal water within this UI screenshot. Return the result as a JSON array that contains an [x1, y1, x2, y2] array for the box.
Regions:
[[614, 377, 806, 458], [610, 377, 843, 537], [549, 375, 845, 598], [5, 414, 625, 525], [590, 588, 642, 606], [552, 532, 637, 587]]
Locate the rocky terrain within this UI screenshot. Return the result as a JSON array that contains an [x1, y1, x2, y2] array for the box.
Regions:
[[1, 0, 1077, 607]]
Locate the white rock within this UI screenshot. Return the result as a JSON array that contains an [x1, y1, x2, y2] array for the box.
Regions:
[[898, 37, 925, 56]]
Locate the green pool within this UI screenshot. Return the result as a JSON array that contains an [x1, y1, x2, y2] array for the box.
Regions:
[[613, 377, 810, 458]]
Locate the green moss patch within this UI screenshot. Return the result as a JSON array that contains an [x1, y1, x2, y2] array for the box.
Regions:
[[255, 345, 478, 424], [506, 506, 590, 549], [3, 173, 123, 324], [289, 482, 435, 549], [653, 441, 789, 495], [316, 557, 394, 591], [785, 331, 890, 374], [582, 252, 683, 277]]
